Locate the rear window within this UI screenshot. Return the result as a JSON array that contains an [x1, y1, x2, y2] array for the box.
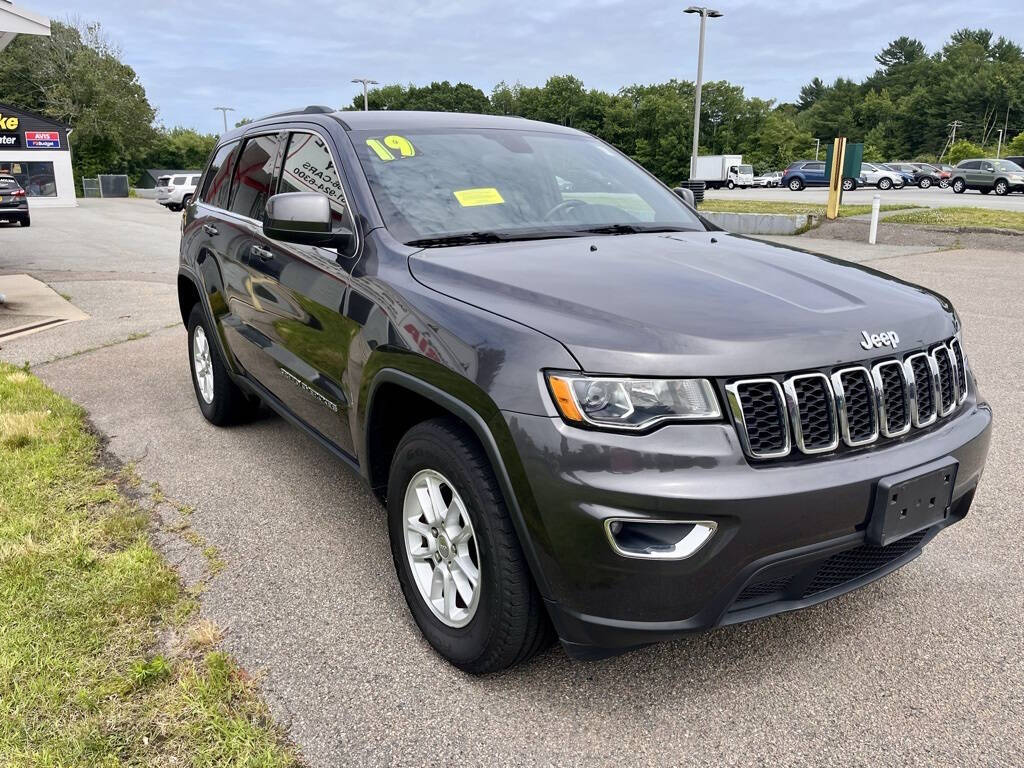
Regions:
[[157, 176, 172, 186], [200, 141, 240, 209], [229, 134, 282, 221], [0, 177, 19, 188]]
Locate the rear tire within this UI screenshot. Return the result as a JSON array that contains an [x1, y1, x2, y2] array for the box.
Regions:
[[788, 177, 804, 191], [182, 194, 193, 208], [186, 303, 258, 426], [19, 215, 30, 227], [387, 418, 553, 674], [952, 178, 966, 194], [878, 178, 893, 191], [842, 178, 856, 191]]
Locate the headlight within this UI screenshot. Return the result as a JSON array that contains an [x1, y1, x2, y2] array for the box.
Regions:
[[546, 374, 721, 430]]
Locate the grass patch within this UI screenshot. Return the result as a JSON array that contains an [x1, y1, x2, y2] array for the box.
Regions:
[[698, 199, 922, 217], [882, 206, 1024, 232], [0, 363, 297, 766]]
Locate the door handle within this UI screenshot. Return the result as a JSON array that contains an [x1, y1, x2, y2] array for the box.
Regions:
[[202, 223, 219, 236], [250, 244, 274, 261]]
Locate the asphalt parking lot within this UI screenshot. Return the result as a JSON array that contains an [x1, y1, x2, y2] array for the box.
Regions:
[[2, 200, 1022, 766], [706, 183, 1024, 211]]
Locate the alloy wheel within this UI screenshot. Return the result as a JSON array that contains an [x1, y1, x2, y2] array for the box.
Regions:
[[403, 469, 481, 628], [192, 325, 215, 404]]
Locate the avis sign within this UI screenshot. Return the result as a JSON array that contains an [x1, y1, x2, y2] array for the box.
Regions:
[[25, 131, 60, 149]]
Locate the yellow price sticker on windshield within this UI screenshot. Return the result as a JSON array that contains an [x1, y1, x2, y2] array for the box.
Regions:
[[453, 187, 505, 207]]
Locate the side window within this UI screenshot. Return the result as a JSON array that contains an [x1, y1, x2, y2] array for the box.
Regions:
[[200, 140, 240, 209], [806, 162, 824, 172], [190, 175, 200, 185], [278, 131, 351, 228], [229, 134, 283, 221], [172, 176, 186, 185], [982, 162, 994, 172]]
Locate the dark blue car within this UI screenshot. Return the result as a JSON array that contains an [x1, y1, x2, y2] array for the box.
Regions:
[[782, 160, 865, 191]]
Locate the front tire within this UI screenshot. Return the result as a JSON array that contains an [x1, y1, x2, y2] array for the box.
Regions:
[[952, 178, 966, 194], [842, 178, 856, 191], [919, 177, 932, 189], [726, 180, 735, 190], [387, 418, 552, 674], [186, 304, 258, 425], [994, 180, 1009, 196]]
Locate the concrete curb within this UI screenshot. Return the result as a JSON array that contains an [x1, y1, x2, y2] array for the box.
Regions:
[[700, 211, 817, 235]]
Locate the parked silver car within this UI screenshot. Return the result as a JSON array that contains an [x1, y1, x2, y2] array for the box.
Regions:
[[860, 162, 905, 191]]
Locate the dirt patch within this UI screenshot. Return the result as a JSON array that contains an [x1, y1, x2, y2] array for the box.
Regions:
[[807, 218, 1024, 251]]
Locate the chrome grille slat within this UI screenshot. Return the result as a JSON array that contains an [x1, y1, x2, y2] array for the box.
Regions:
[[830, 366, 878, 447], [932, 345, 957, 416], [727, 336, 968, 460], [783, 373, 839, 454], [872, 360, 911, 437]]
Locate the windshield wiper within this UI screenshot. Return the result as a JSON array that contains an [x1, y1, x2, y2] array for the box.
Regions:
[[572, 223, 697, 235], [406, 229, 586, 248]]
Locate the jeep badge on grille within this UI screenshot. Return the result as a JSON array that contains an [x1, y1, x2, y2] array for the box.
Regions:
[[859, 330, 900, 350]]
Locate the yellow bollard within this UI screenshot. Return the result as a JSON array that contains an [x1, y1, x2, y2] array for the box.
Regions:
[[826, 136, 847, 220]]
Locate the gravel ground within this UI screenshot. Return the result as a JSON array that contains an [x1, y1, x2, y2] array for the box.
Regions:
[[6, 201, 1024, 766], [800, 217, 1024, 251]]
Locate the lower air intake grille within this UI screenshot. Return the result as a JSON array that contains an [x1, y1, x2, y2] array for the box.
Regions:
[[801, 530, 928, 598], [736, 575, 793, 602]]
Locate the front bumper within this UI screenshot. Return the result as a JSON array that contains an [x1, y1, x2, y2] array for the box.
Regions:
[[504, 395, 991, 658]]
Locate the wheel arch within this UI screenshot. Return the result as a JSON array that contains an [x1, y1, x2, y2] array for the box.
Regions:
[[363, 367, 555, 599]]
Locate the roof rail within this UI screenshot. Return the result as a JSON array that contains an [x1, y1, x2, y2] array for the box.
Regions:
[[257, 105, 337, 120]]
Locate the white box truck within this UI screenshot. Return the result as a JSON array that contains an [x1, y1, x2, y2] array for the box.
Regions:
[[693, 155, 754, 189]]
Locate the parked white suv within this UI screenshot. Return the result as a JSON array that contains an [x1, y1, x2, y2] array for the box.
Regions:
[[156, 173, 201, 212], [860, 162, 905, 191]]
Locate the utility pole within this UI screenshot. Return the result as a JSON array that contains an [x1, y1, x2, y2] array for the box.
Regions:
[[213, 106, 234, 133], [949, 119, 963, 146], [996, 128, 1003, 158], [814, 138, 821, 160], [683, 6, 723, 179], [351, 78, 379, 111]]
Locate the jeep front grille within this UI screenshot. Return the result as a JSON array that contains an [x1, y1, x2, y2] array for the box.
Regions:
[[726, 337, 968, 460]]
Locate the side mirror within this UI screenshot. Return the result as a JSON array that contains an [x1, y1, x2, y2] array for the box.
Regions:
[[263, 192, 352, 248], [673, 186, 696, 207]]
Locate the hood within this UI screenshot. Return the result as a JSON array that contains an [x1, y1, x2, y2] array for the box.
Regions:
[[407, 232, 957, 377]]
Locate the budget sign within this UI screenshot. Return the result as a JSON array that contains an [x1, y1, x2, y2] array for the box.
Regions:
[[25, 131, 60, 149]]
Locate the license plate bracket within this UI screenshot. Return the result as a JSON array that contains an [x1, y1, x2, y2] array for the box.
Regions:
[[868, 457, 958, 546]]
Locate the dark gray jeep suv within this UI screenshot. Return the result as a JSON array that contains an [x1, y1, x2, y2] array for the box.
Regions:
[[177, 108, 992, 673]]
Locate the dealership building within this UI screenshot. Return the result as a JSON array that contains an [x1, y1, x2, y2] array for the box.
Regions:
[[0, 2, 74, 206], [0, 102, 74, 207]]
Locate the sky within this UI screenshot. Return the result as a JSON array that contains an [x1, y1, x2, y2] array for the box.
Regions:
[[26, 0, 1022, 134]]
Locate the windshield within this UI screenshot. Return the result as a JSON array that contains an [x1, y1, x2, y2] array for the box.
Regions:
[[995, 160, 1024, 172], [351, 128, 705, 244]]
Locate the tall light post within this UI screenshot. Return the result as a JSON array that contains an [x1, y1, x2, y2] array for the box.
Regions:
[[351, 78, 379, 111], [814, 138, 821, 160], [213, 106, 234, 132], [684, 6, 723, 180], [996, 128, 1003, 158]]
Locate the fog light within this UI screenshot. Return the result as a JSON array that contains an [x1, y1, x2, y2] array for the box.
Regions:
[[604, 518, 717, 560]]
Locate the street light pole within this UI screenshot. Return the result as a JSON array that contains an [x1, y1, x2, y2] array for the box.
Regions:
[[213, 106, 234, 132], [351, 78, 379, 111], [996, 128, 1003, 158], [684, 6, 722, 180], [814, 138, 821, 161]]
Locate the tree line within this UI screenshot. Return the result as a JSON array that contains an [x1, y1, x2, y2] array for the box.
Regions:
[[0, 21, 1021, 192], [0, 21, 218, 191]]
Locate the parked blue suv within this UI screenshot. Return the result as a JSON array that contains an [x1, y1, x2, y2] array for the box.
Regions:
[[782, 160, 865, 191]]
